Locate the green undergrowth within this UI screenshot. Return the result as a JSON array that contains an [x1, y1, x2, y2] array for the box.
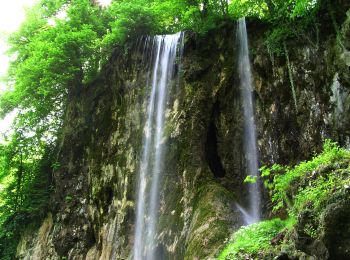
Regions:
[[218, 140, 350, 259], [262, 139, 350, 214], [218, 218, 295, 260]]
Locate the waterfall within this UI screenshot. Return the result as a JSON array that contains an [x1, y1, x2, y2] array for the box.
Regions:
[[237, 18, 261, 224], [134, 32, 183, 260]]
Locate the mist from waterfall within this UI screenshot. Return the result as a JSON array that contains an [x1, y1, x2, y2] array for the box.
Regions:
[[133, 32, 183, 260], [237, 17, 261, 225]]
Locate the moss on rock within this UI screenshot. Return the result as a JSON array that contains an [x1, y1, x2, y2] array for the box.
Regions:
[[185, 181, 241, 259]]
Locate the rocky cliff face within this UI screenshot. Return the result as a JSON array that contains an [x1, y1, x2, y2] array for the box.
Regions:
[[17, 7, 350, 260]]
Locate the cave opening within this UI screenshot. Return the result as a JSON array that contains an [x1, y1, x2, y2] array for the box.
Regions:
[[205, 102, 226, 178]]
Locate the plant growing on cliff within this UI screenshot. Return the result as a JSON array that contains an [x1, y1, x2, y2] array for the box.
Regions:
[[262, 139, 349, 212], [220, 140, 350, 259]]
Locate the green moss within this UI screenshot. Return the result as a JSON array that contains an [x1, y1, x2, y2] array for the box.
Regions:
[[185, 182, 235, 259]]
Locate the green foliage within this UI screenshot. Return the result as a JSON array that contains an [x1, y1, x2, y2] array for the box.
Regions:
[[2, 0, 107, 118], [292, 168, 349, 217], [228, 0, 268, 19], [101, 1, 157, 48], [262, 139, 349, 212], [65, 195, 73, 202], [0, 136, 54, 259], [218, 218, 293, 259], [51, 162, 61, 171], [263, 0, 322, 56], [220, 140, 349, 259], [265, 26, 295, 56], [243, 175, 257, 183]]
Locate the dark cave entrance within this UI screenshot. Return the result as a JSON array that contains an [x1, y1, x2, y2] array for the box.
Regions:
[[205, 102, 226, 178]]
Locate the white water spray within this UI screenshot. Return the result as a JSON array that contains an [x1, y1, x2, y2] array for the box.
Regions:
[[237, 17, 261, 224], [133, 32, 183, 260]]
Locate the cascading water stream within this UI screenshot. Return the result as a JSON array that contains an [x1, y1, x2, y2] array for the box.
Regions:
[[237, 17, 261, 224], [133, 32, 183, 260]]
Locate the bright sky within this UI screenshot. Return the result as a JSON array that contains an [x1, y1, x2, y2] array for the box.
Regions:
[[99, 0, 112, 7]]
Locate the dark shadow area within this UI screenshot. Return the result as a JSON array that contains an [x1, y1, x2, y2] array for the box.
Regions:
[[103, 186, 114, 213], [205, 101, 226, 178]]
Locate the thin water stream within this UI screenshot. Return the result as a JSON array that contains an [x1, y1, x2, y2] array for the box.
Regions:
[[237, 17, 261, 224]]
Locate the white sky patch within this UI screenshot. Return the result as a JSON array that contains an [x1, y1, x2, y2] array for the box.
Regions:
[[48, 5, 68, 27], [0, 1, 38, 135], [0, 40, 9, 91], [0, 1, 37, 33], [0, 110, 16, 138], [97, 0, 112, 7]]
